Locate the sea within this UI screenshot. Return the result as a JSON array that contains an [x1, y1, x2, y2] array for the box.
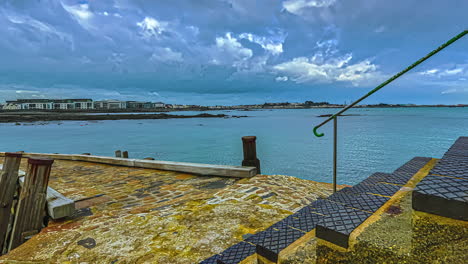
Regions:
[[1, 107, 467, 185]]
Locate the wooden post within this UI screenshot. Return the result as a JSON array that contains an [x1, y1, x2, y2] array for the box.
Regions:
[[0, 152, 22, 254], [242, 136, 260, 174], [8, 158, 54, 251], [122, 151, 129, 159], [115, 150, 122, 158]]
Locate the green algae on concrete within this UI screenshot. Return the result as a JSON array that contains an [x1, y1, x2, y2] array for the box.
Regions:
[[0, 158, 339, 264], [412, 211, 468, 263]]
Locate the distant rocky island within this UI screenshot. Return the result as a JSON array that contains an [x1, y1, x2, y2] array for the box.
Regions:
[[0, 112, 247, 123]]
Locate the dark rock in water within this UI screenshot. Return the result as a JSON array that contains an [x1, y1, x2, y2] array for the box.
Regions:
[[144, 157, 155, 160], [15, 122, 21, 125], [317, 114, 361, 117], [0, 112, 246, 123]]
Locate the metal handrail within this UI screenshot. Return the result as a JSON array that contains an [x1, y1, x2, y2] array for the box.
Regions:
[[313, 30, 467, 192]]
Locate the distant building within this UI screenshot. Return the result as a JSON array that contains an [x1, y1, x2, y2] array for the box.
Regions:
[[168, 104, 190, 109], [152, 102, 165, 108], [126, 101, 153, 109], [4, 99, 93, 110], [53, 99, 94, 110], [2, 102, 21, 110], [94, 100, 127, 109]]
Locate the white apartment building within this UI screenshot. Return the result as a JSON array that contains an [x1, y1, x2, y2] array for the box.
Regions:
[[94, 100, 127, 109], [4, 99, 93, 110]]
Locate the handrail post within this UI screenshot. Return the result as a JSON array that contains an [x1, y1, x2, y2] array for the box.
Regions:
[[333, 117, 337, 193]]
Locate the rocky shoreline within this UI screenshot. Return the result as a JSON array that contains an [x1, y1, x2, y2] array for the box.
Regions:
[[0, 113, 247, 123]]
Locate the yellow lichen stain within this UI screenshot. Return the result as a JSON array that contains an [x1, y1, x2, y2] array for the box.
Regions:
[[235, 224, 258, 240], [0, 158, 341, 264], [175, 173, 195, 180]]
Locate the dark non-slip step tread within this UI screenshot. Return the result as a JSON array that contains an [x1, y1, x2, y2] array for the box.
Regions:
[[414, 175, 468, 203], [316, 204, 372, 248], [340, 182, 400, 197], [412, 136, 468, 221], [309, 198, 344, 214], [430, 156, 468, 179], [361, 171, 413, 186], [393, 157, 431, 176], [327, 191, 389, 212], [216, 242, 256, 264], [255, 225, 305, 262]]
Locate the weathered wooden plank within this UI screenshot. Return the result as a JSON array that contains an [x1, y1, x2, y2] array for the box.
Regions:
[[18, 177, 75, 220], [0, 153, 22, 254], [8, 158, 54, 251], [1, 163, 75, 220]]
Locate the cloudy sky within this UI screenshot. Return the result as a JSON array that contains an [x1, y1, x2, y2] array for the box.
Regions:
[[0, 0, 467, 105]]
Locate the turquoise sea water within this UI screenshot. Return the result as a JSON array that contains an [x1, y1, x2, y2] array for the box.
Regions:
[[1, 107, 467, 185]]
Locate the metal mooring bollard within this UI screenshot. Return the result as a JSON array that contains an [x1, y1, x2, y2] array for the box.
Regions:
[[122, 151, 129, 159], [242, 136, 261, 174], [115, 150, 122, 158]]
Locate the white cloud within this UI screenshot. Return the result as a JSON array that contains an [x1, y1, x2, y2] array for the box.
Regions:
[[213, 33, 253, 67], [443, 68, 463, 76], [276, 76, 288, 82], [136, 17, 168, 39], [5, 13, 74, 49], [419, 69, 439, 75], [418, 66, 466, 77], [441, 88, 468, 94], [62, 3, 93, 21], [283, 0, 336, 15], [273, 54, 380, 85], [239, 33, 284, 55], [150, 47, 183, 63], [61, 3, 96, 31]]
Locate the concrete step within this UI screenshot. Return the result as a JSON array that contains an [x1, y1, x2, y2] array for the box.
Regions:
[[199, 156, 434, 263], [413, 136, 468, 221]]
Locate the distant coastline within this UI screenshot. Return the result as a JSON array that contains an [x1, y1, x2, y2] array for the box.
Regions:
[[0, 112, 248, 123], [1, 103, 465, 124], [1, 103, 466, 115]]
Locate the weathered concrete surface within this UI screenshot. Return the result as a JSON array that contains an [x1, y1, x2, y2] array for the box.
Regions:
[[0, 158, 340, 263]]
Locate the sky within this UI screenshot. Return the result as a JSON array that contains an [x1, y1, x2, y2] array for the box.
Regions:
[[0, 0, 467, 105]]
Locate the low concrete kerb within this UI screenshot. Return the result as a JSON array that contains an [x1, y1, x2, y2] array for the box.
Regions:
[[0, 152, 257, 178]]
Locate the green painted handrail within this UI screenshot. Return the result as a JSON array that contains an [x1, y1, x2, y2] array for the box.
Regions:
[[313, 30, 468, 137]]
